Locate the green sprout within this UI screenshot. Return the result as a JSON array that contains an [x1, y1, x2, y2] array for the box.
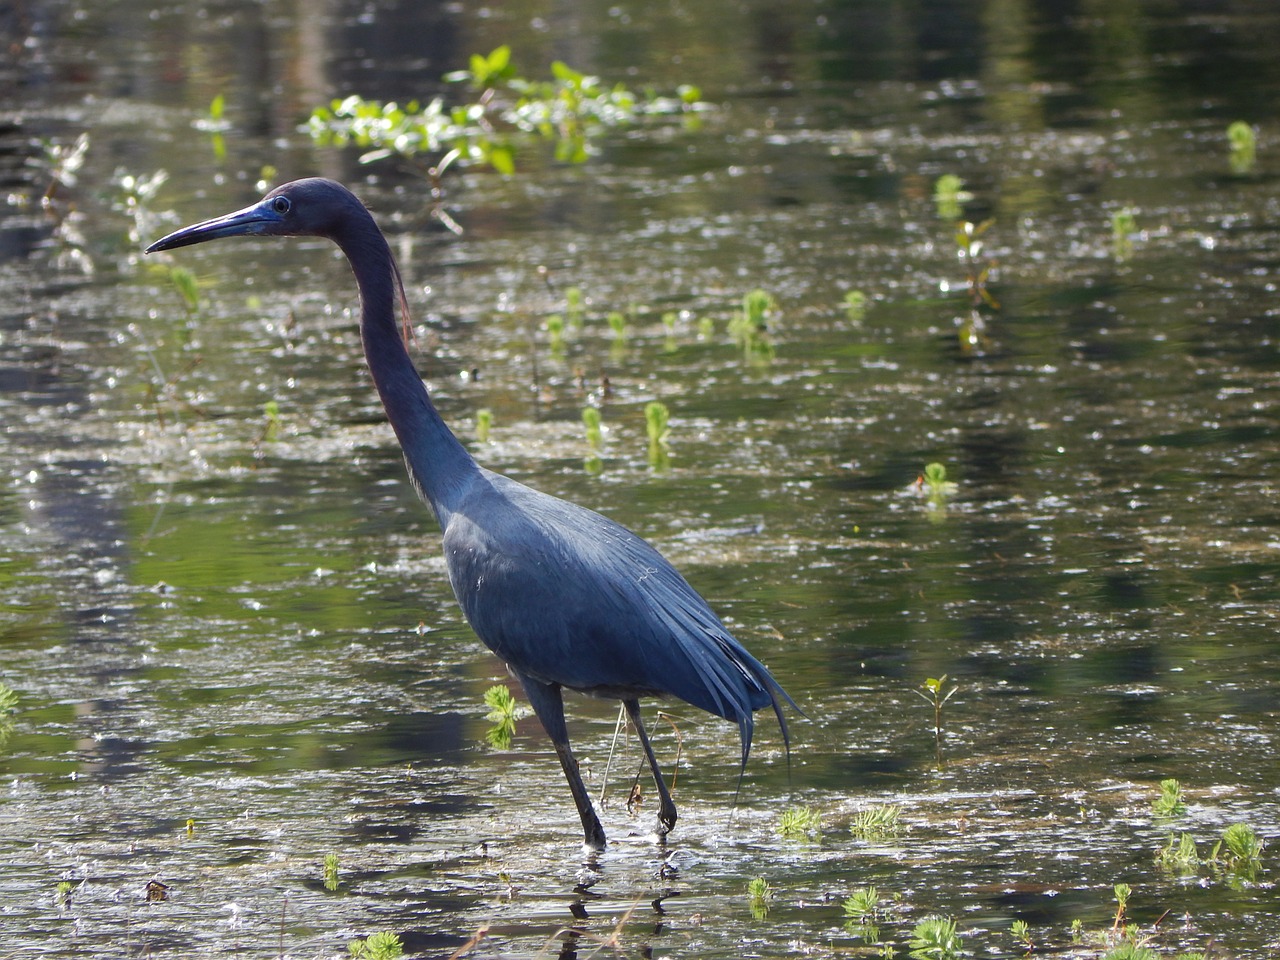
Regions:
[[565, 286, 585, 327], [348, 931, 404, 960], [166, 266, 202, 315], [475, 408, 492, 443], [1010, 920, 1033, 952], [55, 880, 74, 908], [933, 174, 972, 221], [954, 219, 999, 310], [607, 310, 628, 350], [482, 684, 529, 750], [662, 310, 679, 352], [645, 401, 670, 468], [1228, 120, 1256, 175], [842, 885, 879, 923], [850, 804, 903, 841], [0, 683, 16, 747], [746, 877, 772, 918], [1153, 778, 1185, 818], [843, 290, 868, 323], [1155, 832, 1200, 873], [323, 853, 341, 891], [1211, 822, 1265, 879], [914, 674, 959, 746], [545, 313, 565, 356], [729, 289, 776, 363], [909, 916, 962, 960], [1112, 883, 1131, 930], [582, 406, 603, 450], [778, 805, 822, 841], [696, 316, 715, 339], [1111, 207, 1137, 261], [260, 400, 282, 443]]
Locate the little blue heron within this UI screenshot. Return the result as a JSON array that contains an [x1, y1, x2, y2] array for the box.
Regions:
[[147, 178, 798, 849]]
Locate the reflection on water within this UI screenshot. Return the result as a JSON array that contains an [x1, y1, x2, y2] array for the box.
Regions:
[[3, 1, 1280, 957]]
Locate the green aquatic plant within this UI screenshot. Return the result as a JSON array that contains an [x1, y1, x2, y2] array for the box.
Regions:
[[1102, 944, 1157, 960], [746, 877, 772, 918], [166, 266, 202, 314], [909, 916, 962, 960], [544, 313, 566, 356], [729, 289, 776, 362], [308, 46, 707, 177], [565, 286, 585, 327], [1153, 778, 1185, 818], [348, 931, 404, 960], [843, 289, 868, 323], [850, 803, 903, 840], [582, 406, 603, 450], [1111, 208, 1137, 261], [1210, 822, 1264, 879], [933, 174, 972, 221], [323, 853, 341, 891], [778, 804, 822, 841], [55, 880, 74, 908], [842, 885, 879, 922], [645, 401, 670, 468], [33, 131, 90, 207], [1010, 919, 1033, 952], [954, 219, 999, 310], [607, 310, 628, 347], [482, 684, 529, 749], [913, 674, 958, 743], [1111, 883, 1131, 930], [1228, 120, 1256, 175], [475, 408, 492, 443], [0, 683, 16, 747], [260, 400, 282, 443], [1155, 831, 1199, 873], [111, 168, 170, 245]]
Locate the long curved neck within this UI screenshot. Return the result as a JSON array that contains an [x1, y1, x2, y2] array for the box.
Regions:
[[332, 214, 480, 526]]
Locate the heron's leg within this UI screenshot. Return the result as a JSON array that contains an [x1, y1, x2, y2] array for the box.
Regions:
[[622, 698, 678, 836], [518, 674, 607, 850]]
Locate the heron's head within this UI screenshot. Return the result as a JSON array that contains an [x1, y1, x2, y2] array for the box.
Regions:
[[145, 178, 366, 253]]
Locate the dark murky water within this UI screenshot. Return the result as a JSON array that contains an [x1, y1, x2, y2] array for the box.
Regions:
[[3, 1, 1279, 957]]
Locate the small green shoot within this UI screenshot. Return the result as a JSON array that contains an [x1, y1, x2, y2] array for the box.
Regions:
[[259, 400, 282, 443], [1070, 919, 1084, 944], [0, 682, 16, 747], [582, 406, 603, 450], [1102, 945, 1157, 960], [909, 916, 962, 960], [55, 880, 74, 908], [696, 316, 715, 339], [1155, 832, 1199, 873], [545, 313, 565, 356], [843, 290, 868, 323], [607, 310, 628, 352], [918, 463, 958, 518], [348, 931, 404, 960], [933, 174, 971, 221], [850, 804, 903, 840], [778, 804, 822, 841], [167, 266, 202, 314], [842, 885, 879, 923], [565, 286, 585, 327], [34, 132, 90, 207], [913, 674, 958, 743], [1153, 778, 1185, 818], [1111, 208, 1137, 261], [1228, 120, 1256, 175], [645, 401, 670, 468], [475, 408, 492, 443], [323, 853, 340, 891], [483, 684, 528, 749], [1211, 822, 1265, 879], [954, 219, 999, 310], [1010, 919, 1033, 952], [746, 877, 772, 918], [729, 289, 776, 362], [1112, 883, 1131, 931]]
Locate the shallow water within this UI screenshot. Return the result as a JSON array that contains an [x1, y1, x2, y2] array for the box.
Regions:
[[2, 1, 1279, 958]]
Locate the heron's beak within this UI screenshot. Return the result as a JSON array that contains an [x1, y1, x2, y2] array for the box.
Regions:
[[145, 198, 284, 254]]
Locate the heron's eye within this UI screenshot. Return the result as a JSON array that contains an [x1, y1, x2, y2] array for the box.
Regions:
[[271, 196, 291, 215]]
